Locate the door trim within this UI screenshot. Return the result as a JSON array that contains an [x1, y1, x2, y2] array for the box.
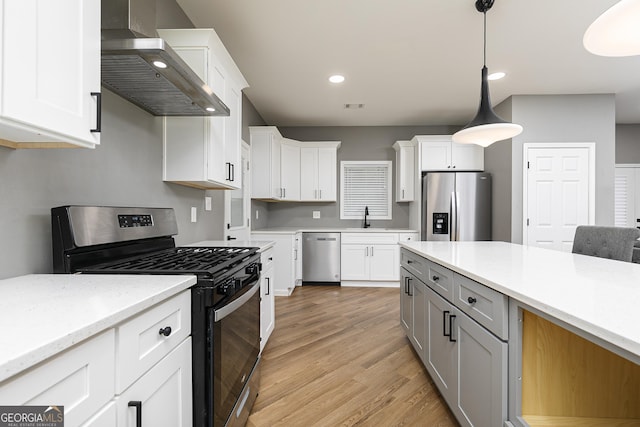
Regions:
[[522, 142, 596, 246]]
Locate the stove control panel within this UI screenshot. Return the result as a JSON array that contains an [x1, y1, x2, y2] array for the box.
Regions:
[[118, 214, 153, 228]]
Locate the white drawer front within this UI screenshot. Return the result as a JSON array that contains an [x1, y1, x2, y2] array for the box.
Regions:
[[341, 232, 399, 244], [454, 273, 508, 340], [261, 247, 274, 270], [398, 232, 419, 242], [0, 330, 115, 427], [116, 290, 191, 393]]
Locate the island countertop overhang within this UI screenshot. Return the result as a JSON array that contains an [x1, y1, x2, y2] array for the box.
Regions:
[[400, 241, 640, 363]]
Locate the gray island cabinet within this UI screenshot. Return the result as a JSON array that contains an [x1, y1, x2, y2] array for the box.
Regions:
[[400, 241, 640, 427]]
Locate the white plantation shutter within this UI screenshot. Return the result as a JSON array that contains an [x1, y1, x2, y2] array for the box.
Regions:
[[341, 161, 392, 219], [614, 166, 638, 228]]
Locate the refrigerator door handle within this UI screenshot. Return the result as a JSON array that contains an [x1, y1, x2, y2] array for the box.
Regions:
[[455, 191, 461, 241], [450, 191, 457, 241]]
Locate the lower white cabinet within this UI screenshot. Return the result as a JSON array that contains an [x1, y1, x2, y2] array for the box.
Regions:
[[260, 247, 275, 352], [251, 233, 296, 296], [341, 233, 399, 284], [116, 338, 192, 427], [0, 290, 192, 427]]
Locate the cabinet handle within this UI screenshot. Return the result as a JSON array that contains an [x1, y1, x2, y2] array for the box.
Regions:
[[407, 259, 413, 264], [443, 310, 450, 337], [319, 189, 322, 199], [227, 236, 237, 241], [447, 165, 451, 169], [128, 401, 142, 427], [407, 277, 413, 296], [402, 189, 405, 199], [294, 249, 298, 260], [266, 277, 270, 295], [90, 92, 101, 133], [404, 277, 409, 294], [365, 247, 369, 257], [452, 165, 456, 169], [448, 315, 457, 342], [432, 275, 439, 282], [268, 257, 273, 261], [370, 246, 374, 256], [158, 326, 172, 337], [230, 163, 235, 181], [467, 296, 477, 304]]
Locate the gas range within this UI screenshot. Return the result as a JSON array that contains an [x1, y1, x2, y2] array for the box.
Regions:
[[51, 205, 262, 427]]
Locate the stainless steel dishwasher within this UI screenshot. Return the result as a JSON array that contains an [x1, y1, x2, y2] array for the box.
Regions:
[[302, 232, 341, 285]]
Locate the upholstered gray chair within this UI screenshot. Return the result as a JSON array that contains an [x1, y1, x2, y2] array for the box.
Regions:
[[633, 241, 640, 264], [572, 225, 640, 262]]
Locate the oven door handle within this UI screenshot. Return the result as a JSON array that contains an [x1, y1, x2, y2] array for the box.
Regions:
[[214, 281, 260, 322]]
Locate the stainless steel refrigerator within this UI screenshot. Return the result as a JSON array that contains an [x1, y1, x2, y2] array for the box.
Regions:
[[421, 172, 492, 241]]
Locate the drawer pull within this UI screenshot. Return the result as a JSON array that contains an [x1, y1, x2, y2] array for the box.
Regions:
[[443, 310, 450, 337], [268, 257, 273, 261], [158, 326, 172, 337], [432, 275, 439, 281], [128, 401, 142, 427], [467, 296, 477, 304], [407, 259, 413, 264]]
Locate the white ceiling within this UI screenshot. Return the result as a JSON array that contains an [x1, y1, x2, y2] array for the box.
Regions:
[[176, 0, 640, 127]]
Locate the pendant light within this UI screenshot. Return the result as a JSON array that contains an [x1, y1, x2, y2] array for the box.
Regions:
[[583, 0, 640, 57], [452, 0, 522, 147]]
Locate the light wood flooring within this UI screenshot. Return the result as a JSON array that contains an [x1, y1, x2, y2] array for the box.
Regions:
[[247, 285, 459, 427]]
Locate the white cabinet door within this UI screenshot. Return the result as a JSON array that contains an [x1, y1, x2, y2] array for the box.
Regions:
[[453, 308, 507, 427], [299, 147, 318, 200], [223, 82, 243, 189], [251, 233, 295, 295], [394, 141, 416, 202], [368, 244, 399, 281], [451, 142, 484, 171], [0, 0, 100, 148], [411, 277, 428, 361], [117, 338, 192, 427], [421, 140, 451, 171], [281, 142, 301, 200], [340, 244, 369, 280], [250, 127, 282, 199], [260, 249, 275, 352], [208, 61, 228, 186], [317, 147, 337, 201]]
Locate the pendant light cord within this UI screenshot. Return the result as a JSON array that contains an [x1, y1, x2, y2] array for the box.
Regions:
[[483, 11, 487, 67]]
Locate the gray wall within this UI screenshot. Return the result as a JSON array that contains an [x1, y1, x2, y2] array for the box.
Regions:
[[485, 94, 616, 244], [0, 91, 225, 279], [616, 124, 640, 164], [254, 125, 457, 229]]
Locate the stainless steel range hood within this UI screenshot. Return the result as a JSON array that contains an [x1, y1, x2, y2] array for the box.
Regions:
[[101, 0, 230, 117]]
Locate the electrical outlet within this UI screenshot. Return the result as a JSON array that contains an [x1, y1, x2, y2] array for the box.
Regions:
[[313, 211, 321, 219], [191, 207, 197, 223], [205, 196, 212, 211]]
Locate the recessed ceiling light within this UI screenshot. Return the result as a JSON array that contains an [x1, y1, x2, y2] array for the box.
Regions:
[[488, 72, 506, 81], [152, 60, 167, 69], [206, 107, 216, 112], [329, 75, 345, 84]]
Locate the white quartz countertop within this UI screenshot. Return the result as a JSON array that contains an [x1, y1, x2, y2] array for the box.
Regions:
[[400, 241, 640, 362], [0, 274, 196, 383], [186, 240, 275, 252], [252, 227, 418, 235]]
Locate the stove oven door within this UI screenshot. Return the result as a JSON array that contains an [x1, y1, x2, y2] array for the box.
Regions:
[[209, 280, 260, 427]]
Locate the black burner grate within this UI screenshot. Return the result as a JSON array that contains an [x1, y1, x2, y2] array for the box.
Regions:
[[79, 246, 256, 278]]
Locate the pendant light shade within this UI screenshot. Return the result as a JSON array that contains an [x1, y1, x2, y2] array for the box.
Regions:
[[452, 0, 523, 147], [583, 0, 640, 57]]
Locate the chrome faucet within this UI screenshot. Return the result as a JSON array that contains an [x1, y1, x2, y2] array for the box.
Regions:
[[364, 206, 371, 228]]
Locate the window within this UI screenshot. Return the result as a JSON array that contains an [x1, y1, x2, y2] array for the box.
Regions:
[[340, 161, 392, 220]]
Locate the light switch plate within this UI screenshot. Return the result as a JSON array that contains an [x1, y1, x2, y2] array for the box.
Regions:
[[191, 207, 197, 223], [205, 196, 212, 211], [313, 211, 321, 219]]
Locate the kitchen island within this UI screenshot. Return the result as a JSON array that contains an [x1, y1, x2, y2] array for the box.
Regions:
[[400, 241, 640, 427]]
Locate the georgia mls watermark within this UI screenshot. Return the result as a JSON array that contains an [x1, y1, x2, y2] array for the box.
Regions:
[[0, 406, 64, 427]]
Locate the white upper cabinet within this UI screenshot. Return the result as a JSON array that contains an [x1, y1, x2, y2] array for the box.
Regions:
[[300, 143, 340, 201], [0, 0, 101, 149], [159, 29, 248, 190], [393, 140, 416, 202], [280, 139, 301, 201], [415, 135, 484, 171], [250, 126, 283, 200]]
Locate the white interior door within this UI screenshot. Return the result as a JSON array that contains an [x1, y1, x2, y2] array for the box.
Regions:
[[224, 142, 251, 241], [524, 144, 594, 252]]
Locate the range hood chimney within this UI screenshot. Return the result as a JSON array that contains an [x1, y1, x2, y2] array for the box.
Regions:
[[101, 0, 230, 117]]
